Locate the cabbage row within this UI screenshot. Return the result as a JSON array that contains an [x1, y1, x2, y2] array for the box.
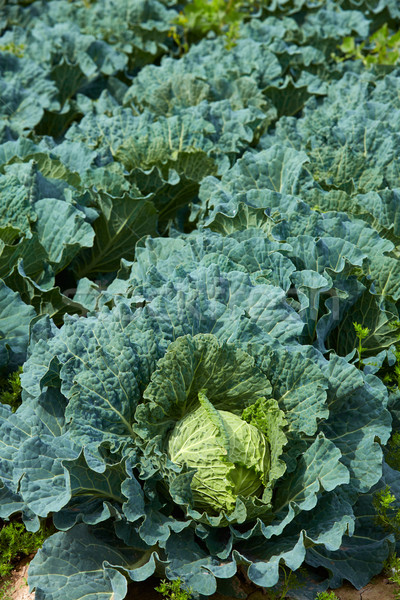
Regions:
[[2, 1, 400, 599]]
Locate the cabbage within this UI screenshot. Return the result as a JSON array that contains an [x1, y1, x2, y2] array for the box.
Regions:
[[167, 391, 271, 513]]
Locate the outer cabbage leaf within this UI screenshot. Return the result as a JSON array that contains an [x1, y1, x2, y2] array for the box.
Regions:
[[29, 523, 161, 600], [0, 282, 36, 369]]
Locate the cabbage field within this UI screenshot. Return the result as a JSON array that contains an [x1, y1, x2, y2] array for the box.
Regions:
[[2, 0, 400, 599]]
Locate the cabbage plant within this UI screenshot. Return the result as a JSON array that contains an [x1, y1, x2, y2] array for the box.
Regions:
[[1, 0, 400, 599], [0, 250, 393, 599]]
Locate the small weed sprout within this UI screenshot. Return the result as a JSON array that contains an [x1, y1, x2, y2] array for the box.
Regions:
[[0, 582, 13, 600], [384, 555, 400, 600], [373, 477, 400, 599], [334, 23, 400, 67], [0, 521, 52, 600], [168, 0, 259, 54], [0, 521, 53, 578], [0, 367, 22, 413], [155, 578, 193, 600], [373, 484, 400, 537], [315, 592, 340, 600], [0, 42, 25, 57], [353, 322, 370, 369]]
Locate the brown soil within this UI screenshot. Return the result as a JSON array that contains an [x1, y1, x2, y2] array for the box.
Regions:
[[0, 555, 35, 600], [329, 575, 397, 599], [2, 560, 398, 600]]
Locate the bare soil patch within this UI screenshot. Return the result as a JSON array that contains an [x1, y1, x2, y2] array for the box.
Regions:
[[0, 555, 35, 600], [329, 574, 397, 599]]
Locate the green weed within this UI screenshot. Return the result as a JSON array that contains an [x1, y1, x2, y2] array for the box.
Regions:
[[0, 582, 13, 600], [0, 42, 25, 58], [334, 23, 400, 67], [0, 573, 29, 600], [169, 0, 259, 54], [0, 521, 53, 578], [385, 554, 400, 600], [373, 484, 400, 538], [353, 322, 370, 369], [315, 592, 340, 600], [0, 367, 22, 413], [155, 578, 193, 600]]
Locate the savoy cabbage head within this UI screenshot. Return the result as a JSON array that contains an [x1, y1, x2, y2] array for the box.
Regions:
[[166, 389, 278, 515]]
